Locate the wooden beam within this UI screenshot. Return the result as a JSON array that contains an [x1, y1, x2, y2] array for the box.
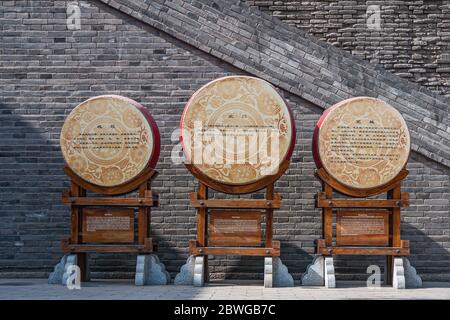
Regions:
[[317, 240, 410, 256], [189, 192, 281, 209], [61, 238, 155, 253], [62, 195, 154, 207], [189, 241, 281, 257], [317, 193, 409, 208]]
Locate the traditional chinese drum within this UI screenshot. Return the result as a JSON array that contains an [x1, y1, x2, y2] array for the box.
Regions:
[[312, 97, 410, 189], [180, 76, 296, 187], [60, 95, 160, 187]]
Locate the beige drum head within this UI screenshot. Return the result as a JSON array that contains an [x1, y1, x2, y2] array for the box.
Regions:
[[180, 76, 296, 186], [60, 95, 160, 187], [313, 97, 410, 189]]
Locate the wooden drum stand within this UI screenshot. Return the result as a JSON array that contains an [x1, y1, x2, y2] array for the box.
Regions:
[[301, 168, 422, 288], [302, 96, 422, 289], [49, 166, 170, 285], [175, 75, 296, 287], [174, 161, 294, 288], [48, 166, 170, 286]]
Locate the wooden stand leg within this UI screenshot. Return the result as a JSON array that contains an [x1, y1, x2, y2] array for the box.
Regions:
[[385, 256, 393, 285], [187, 178, 286, 285], [324, 184, 333, 247], [197, 183, 208, 283], [204, 256, 209, 283], [265, 184, 274, 248], [58, 169, 160, 286], [69, 183, 90, 282], [70, 182, 81, 245], [386, 185, 401, 286], [138, 182, 149, 245], [77, 253, 89, 282], [314, 169, 411, 288]]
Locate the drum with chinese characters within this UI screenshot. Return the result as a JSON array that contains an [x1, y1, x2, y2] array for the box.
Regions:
[[180, 76, 296, 188], [60, 95, 160, 187], [312, 97, 410, 189]]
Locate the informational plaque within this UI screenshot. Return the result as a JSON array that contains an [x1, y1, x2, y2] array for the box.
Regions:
[[60, 95, 160, 187], [209, 211, 261, 246], [313, 97, 410, 189], [181, 76, 296, 185], [336, 211, 389, 246], [82, 208, 134, 243]]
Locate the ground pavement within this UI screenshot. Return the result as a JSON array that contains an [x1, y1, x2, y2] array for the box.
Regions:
[[0, 279, 449, 300]]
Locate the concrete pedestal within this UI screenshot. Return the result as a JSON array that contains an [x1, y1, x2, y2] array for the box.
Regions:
[[49, 254, 170, 286], [175, 255, 293, 288], [135, 254, 170, 286], [174, 255, 206, 286], [302, 256, 421, 289], [392, 257, 422, 289], [264, 257, 294, 288], [48, 254, 90, 285], [301, 255, 335, 288]]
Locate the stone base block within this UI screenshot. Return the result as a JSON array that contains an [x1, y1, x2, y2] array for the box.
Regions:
[[301, 255, 335, 288], [403, 258, 422, 288], [48, 255, 68, 285], [176, 256, 293, 288], [174, 255, 206, 286], [48, 254, 90, 285], [264, 257, 294, 288], [193, 256, 205, 287], [301, 256, 324, 286], [393, 257, 422, 289], [324, 257, 335, 288], [135, 254, 170, 286], [301, 256, 421, 289], [264, 257, 273, 288], [393, 258, 405, 289]]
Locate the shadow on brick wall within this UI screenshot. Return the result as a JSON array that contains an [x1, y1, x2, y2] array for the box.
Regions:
[[0, 101, 70, 278]]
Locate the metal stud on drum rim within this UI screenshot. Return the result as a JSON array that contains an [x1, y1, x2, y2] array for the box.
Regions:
[[312, 97, 411, 190], [60, 95, 160, 187], [180, 76, 296, 189]]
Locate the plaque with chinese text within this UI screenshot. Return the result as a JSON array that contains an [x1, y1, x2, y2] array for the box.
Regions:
[[336, 211, 389, 246], [209, 211, 261, 246], [82, 208, 134, 243]]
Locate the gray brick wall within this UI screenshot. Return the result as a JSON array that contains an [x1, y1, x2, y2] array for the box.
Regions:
[[0, 0, 449, 282], [247, 0, 450, 98]]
